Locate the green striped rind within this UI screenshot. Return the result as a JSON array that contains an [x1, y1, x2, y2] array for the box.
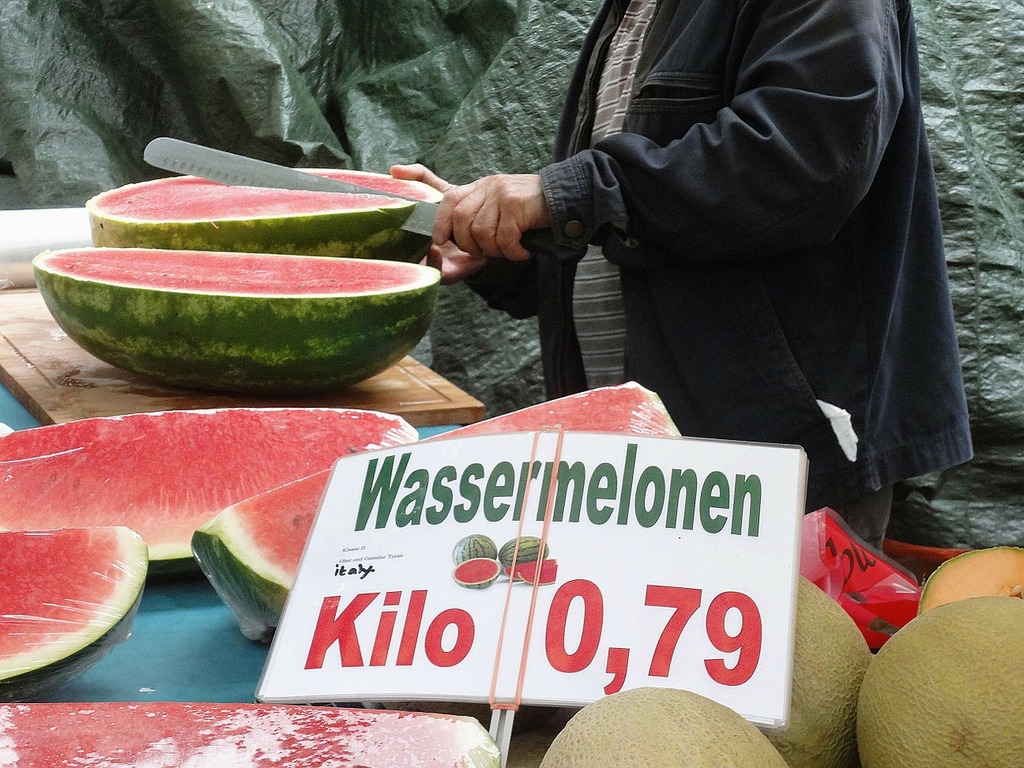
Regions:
[[451, 534, 499, 565], [88, 196, 434, 263], [191, 525, 286, 643], [0, 590, 144, 702], [497, 536, 549, 570], [33, 255, 439, 395]]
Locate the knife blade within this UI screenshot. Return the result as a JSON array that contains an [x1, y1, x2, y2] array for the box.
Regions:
[[143, 137, 565, 254], [144, 137, 436, 235]]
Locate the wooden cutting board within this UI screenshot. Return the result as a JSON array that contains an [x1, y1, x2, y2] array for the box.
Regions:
[[0, 289, 485, 427]]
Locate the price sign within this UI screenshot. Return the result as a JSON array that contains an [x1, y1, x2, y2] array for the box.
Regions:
[[257, 430, 806, 731]]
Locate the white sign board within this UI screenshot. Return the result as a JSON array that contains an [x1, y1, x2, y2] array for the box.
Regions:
[[258, 430, 806, 731]]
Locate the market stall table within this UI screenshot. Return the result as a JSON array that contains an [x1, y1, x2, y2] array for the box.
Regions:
[[0, 289, 484, 428], [0, 289, 484, 703]]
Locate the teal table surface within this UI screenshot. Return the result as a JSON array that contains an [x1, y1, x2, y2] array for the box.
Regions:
[[1, 381, 457, 703], [0, 381, 37, 431], [35, 576, 273, 704]]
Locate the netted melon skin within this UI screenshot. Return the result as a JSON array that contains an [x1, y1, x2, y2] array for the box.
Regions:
[[767, 578, 872, 768], [540, 687, 788, 768], [856, 597, 1024, 768]]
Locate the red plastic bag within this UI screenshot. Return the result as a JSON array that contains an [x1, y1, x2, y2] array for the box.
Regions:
[[800, 508, 921, 649]]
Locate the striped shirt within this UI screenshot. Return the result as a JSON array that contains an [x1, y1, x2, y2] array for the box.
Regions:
[[572, 0, 656, 388]]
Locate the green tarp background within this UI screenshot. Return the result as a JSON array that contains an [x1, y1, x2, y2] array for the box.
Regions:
[[889, 0, 1024, 549], [0, 0, 1021, 549]]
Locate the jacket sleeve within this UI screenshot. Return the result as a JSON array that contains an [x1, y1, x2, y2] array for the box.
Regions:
[[539, 0, 908, 266], [464, 257, 541, 319]]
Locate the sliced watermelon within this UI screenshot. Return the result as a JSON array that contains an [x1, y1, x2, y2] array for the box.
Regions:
[[442, 381, 681, 438], [507, 558, 559, 586], [192, 473, 331, 641], [33, 247, 439, 394], [193, 382, 680, 640], [0, 407, 417, 575], [452, 557, 502, 589], [0, 527, 148, 702], [0, 702, 500, 766], [87, 170, 443, 263]]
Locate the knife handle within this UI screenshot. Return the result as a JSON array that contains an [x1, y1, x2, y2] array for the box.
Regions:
[[520, 228, 582, 261]]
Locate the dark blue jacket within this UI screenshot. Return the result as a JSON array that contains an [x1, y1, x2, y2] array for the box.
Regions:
[[470, 0, 973, 509]]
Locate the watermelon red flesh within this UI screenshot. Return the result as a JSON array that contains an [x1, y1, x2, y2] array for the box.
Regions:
[[38, 246, 436, 294], [438, 381, 681, 438], [452, 558, 502, 588], [87, 171, 443, 263], [33, 248, 439, 395], [508, 559, 559, 585], [0, 527, 148, 702], [0, 702, 500, 767], [0, 408, 417, 573], [93, 173, 438, 219], [192, 471, 332, 641], [194, 382, 680, 640]]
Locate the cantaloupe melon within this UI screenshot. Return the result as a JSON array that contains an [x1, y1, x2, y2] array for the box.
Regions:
[[767, 578, 872, 768], [918, 545, 1024, 613], [538, 687, 788, 767], [856, 596, 1024, 768]]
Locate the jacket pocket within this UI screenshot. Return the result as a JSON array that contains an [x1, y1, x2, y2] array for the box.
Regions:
[[735, 276, 828, 428], [623, 75, 723, 146]]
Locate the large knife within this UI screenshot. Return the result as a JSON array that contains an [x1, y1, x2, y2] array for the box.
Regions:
[[143, 137, 563, 254]]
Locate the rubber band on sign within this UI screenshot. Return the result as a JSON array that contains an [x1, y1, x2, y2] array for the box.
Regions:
[[488, 429, 564, 712]]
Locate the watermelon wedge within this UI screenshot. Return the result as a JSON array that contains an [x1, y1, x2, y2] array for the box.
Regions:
[[87, 170, 443, 263], [0, 527, 148, 702], [192, 382, 680, 640], [441, 380, 681, 439], [0, 408, 417, 575], [507, 558, 559, 586], [192, 473, 330, 641], [33, 247, 439, 394], [0, 702, 500, 767]]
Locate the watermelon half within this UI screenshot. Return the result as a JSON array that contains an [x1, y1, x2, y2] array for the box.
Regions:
[[0, 702, 500, 767], [192, 382, 680, 640], [0, 527, 148, 702], [0, 407, 417, 575], [33, 247, 439, 394], [87, 170, 443, 263]]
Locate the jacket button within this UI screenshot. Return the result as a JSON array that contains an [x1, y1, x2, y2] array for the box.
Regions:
[[564, 220, 585, 239]]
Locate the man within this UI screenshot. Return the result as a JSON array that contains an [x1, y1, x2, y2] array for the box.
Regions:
[[394, 0, 973, 548]]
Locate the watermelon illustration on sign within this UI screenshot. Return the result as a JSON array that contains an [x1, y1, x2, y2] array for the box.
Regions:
[[452, 534, 499, 564], [452, 558, 503, 589], [498, 536, 549, 570], [508, 558, 559, 586]]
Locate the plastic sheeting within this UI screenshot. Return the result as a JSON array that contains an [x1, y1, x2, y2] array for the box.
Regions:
[[0, 0, 1021, 548], [888, 0, 1024, 549], [0, 0, 600, 419], [0, 527, 148, 702], [0, 408, 419, 576], [0, 701, 500, 766]]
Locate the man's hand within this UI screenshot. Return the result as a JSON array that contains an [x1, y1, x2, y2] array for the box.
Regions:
[[390, 164, 488, 284], [434, 174, 551, 262], [392, 164, 551, 264]]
